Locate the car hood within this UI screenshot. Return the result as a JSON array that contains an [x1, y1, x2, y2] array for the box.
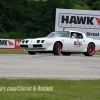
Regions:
[[21, 36, 68, 44], [26, 36, 59, 41]]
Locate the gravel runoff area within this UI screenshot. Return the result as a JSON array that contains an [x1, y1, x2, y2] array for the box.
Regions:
[[0, 54, 100, 80]]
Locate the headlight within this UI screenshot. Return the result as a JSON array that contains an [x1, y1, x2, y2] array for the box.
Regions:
[[25, 40, 29, 43], [37, 40, 40, 43], [22, 40, 25, 43], [41, 40, 45, 43]]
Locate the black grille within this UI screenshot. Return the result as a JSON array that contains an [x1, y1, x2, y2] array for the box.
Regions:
[[20, 45, 28, 48], [33, 44, 42, 48]]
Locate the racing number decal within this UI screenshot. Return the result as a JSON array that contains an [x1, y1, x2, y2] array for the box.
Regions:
[[74, 40, 82, 47]]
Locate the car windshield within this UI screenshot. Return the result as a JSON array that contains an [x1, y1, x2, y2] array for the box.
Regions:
[[47, 31, 70, 37]]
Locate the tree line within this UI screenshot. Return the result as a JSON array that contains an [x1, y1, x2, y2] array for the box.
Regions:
[[0, 0, 100, 39]]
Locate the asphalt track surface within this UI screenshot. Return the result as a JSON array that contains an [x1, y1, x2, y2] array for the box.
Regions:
[[0, 54, 100, 80]]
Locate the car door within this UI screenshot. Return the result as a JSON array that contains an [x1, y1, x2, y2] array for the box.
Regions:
[[60, 31, 71, 51], [68, 32, 86, 52]]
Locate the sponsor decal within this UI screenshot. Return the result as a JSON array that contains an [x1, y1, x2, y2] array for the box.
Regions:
[[58, 13, 100, 29], [8, 40, 14, 45], [95, 17, 100, 25], [74, 40, 82, 47], [15, 40, 23, 50], [61, 16, 94, 25], [86, 32, 99, 36], [16, 40, 21, 46], [0, 39, 23, 50], [0, 40, 7, 45], [0, 39, 15, 48]]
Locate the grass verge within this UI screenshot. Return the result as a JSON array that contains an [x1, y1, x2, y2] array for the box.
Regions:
[[0, 50, 28, 54], [0, 79, 100, 100]]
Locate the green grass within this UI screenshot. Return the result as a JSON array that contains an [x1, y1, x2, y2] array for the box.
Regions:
[[0, 50, 28, 54], [95, 52, 100, 55], [0, 79, 100, 100]]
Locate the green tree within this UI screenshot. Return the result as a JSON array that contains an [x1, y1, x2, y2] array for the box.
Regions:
[[0, 0, 100, 39]]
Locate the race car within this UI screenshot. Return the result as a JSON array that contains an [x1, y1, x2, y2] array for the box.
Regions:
[[20, 30, 100, 56]]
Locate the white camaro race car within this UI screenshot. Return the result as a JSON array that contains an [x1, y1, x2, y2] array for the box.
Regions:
[[20, 30, 100, 56]]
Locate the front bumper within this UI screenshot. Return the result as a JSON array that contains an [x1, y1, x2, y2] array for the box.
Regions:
[[20, 42, 53, 51]]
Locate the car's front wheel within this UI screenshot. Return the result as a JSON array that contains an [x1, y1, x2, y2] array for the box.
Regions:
[[62, 52, 71, 56], [53, 42, 62, 55], [83, 43, 95, 56], [28, 51, 36, 55]]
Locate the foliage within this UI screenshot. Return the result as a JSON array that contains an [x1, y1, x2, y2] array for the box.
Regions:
[[0, 0, 100, 39]]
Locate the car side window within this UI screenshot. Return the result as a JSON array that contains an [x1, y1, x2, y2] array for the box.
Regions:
[[61, 31, 70, 37], [70, 32, 83, 39], [76, 33, 83, 39], [70, 32, 77, 38]]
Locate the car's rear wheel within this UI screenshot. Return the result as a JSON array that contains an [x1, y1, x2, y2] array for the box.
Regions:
[[83, 43, 95, 56], [53, 42, 61, 55], [62, 52, 71, 56], [28, 51, 36, 55]]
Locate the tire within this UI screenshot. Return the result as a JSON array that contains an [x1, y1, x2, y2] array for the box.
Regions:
[[28, 51, 36, 55], [62, 52, 71, 56], [53, 42, 62, 55], [83, 43, 95, 56]]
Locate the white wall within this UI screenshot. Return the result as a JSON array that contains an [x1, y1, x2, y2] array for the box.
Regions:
[[55, 8, 100, 40]]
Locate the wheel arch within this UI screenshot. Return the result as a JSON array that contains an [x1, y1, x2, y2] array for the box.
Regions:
[[53, 41, 63, 49]]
